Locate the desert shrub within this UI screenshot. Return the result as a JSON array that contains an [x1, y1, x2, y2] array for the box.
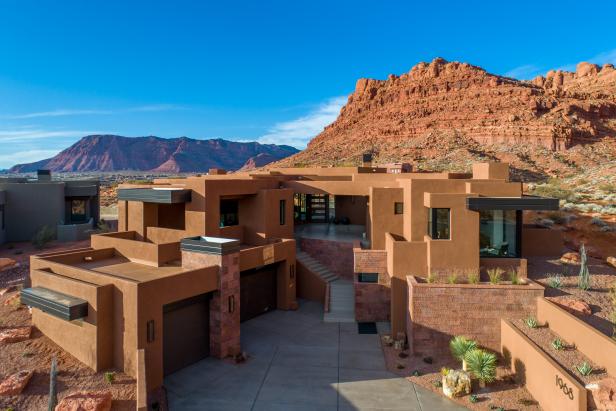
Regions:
[[487, 268, 504, 285], [599, 183, 616, 194], [469, 394, 479, 403], [546, 211, 567, 225], [551, 338, 564, 350], [97, 220, 110, 233], [530, 183, 575, 202], [104, 371, 115, 384], [578, 244, 591, 291], [446, 270, 459, 284], [600, 225, 616, 232], [32, 225, 55, 249], [547, 274, 563, 289], [536, 218, 554, 227], [591, 217, 608, 227], [465, 349, 497, 386]]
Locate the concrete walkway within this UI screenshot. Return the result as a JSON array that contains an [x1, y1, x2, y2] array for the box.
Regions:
[[165, 300, 467, 411]]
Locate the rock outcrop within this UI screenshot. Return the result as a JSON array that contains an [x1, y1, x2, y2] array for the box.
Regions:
[[275, 58, 616, 173], [0, 326, 31, 343], [0, 370, 33, 396], [55, 391, 112, 411]]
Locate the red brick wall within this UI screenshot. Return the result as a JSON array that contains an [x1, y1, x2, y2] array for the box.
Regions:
[[355, 279, 390, 322], [407, 276, 544, 355], [353, 248, 387, 274], [300, 238, 354, 280]]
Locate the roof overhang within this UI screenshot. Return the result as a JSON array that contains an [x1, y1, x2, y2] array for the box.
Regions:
[[117, 188, 191, 204], [20, 287, 88, 321], [466, 195, 559, 211]]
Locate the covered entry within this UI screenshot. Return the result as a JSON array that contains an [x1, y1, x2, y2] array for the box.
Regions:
[[163, 293, 211, 376], [240, 263, 278, 322]]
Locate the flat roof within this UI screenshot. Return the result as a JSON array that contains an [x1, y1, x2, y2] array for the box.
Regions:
[[75, 256, 189, 282]]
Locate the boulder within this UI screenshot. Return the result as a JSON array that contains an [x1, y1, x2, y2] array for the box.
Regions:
[[0, 326, 32, 343], [587, 377, 616, 411], [0, 370, 33, 396], [555, 298, 592, 316], [0, 258, 18, 272], [442, 370, 471, 398], [607, 256, 616, 269], [561, 252, 580, 264], [55, 391, 112, 411]]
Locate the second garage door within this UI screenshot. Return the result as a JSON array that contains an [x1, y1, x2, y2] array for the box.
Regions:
[[240, 264, 278, 322]]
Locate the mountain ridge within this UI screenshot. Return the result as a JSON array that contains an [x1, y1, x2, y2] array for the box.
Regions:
[[9, 135, 299, 173]]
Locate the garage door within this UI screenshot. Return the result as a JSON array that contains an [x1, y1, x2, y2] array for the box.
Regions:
[[240, 264, 278, 322], [163, 293, 210, 376]]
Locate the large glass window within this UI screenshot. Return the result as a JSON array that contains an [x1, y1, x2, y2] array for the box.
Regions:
[[220, 199, 239, 227], [479, 210, 520, 257], [428, 208, 450, 239], [71, 200, 87, 223], [279, 199, 286, 225]]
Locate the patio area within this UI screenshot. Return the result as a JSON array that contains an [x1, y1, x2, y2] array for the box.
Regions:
[[295, 223, 368, 246]]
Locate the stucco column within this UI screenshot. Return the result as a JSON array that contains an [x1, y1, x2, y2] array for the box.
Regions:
[[181, 237, 241, 359]]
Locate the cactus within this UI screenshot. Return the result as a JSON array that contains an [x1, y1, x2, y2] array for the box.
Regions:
[[578, 244, 591, 291], [48, 357, 57, 411]]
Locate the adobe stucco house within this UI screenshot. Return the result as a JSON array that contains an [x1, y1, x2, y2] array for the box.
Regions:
[[22, 161, 561, 408], [0, 170, 100, 244]]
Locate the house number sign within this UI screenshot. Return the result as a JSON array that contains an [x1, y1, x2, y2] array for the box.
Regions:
[[556, 375, 574, 400]]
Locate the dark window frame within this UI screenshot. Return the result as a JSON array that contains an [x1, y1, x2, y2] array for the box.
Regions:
[[70, 199, 88, 223], [220, 199, 239, 227], [479, 209, 522, 258], [279, 199, 286, 225], [394, 202, 404, 215], [427, 208, 451, 240]]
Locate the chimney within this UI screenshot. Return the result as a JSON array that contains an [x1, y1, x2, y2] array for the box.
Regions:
[[362, 152, 373, 167], [208, 168, 227, 175], [37, 170, 51, 182]]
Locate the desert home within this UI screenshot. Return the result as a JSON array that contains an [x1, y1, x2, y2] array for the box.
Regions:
[[22, 159, 608, 410], [0, 170, 100, 245]]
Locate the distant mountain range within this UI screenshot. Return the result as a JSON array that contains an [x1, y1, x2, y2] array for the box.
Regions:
[[9, 135, 299, 173]]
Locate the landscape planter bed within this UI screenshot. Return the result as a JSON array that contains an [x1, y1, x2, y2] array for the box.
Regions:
[[511, 319, 606, 386]]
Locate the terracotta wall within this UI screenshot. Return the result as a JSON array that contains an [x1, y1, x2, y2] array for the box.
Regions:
[[369, 187, 403, 250], [299, 237, 354, 280], [146, 227, 186, 244], [296, 260, 326, 303], [522, 226, 564, 257], [407, 276, 544, 354], [30, 269, 114, 371], [91, 232, 180, 267], [501, 319, 586, 411], [334, 195, 367, 225], [537, 297, 616, 376]]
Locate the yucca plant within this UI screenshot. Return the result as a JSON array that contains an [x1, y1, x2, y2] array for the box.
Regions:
[[547, 274, 562, 289], [467, 270, 480, 284], [576, 362, 593, 376], [551, 338, 564, 351], [464, 349, 497, 387], [449, 336, 477, 371], [578, 243, 591, 291], [525, 316, 538, 329], [487, 268, 504, 285], [509, 267, 520, 285]]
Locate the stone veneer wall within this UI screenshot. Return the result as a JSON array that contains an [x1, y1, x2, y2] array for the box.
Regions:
[[407, 276, 544, 355], [181, 250, 241, 358], [299, 238, 354, 280], [355, 279, 390, 322]]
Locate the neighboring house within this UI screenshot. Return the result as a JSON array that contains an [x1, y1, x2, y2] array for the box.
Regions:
[[0, 170, 100, 244], [22, 162, 560, 408]]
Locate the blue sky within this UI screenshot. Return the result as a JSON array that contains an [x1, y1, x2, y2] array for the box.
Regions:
[[0, 0, 615, 168]]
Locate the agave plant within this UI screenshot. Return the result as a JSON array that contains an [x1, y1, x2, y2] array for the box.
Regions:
[[449, 336, 477, 371], [464, 349, 497, 387], [576, 362, 593, 376]]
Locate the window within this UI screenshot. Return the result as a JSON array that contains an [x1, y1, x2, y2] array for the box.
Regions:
[[479, 210, 520, 257], [0, 205, 4, 230], [358, 273, 379, 283], [428, 208, 450, 239], [279, 199, 286, 225], [220, 199, 239, 227], [394, 202, 404, 214], [71, 199, 87, 223]]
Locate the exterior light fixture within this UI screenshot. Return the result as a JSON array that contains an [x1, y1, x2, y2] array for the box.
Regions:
[[228, 295, 235, 313], [146, 320, 155, 343]]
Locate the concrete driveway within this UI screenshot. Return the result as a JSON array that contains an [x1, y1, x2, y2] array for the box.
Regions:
[[165, 300, 467, 411]]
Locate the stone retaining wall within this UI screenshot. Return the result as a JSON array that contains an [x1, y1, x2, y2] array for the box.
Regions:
[[299, 237, 354, 280]]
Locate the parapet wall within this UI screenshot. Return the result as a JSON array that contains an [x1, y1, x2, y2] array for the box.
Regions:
[[407, 276, 544, 354]]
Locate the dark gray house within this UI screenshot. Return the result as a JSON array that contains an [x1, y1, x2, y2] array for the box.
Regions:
[[0, 170, 100, 244]]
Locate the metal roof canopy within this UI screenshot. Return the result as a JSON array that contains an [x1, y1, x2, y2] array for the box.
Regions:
[[467, 195, 559, 211]]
